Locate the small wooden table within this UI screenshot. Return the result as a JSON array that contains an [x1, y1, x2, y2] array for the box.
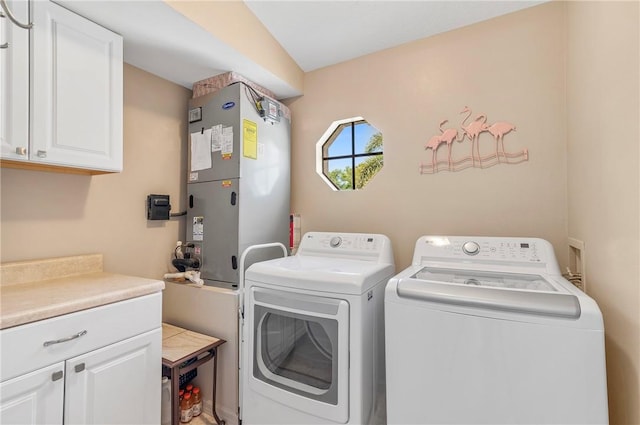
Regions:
[[162, 323, 226, 425]]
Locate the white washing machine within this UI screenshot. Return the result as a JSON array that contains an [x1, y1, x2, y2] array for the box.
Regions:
[[241, 232, 395, 424], [385, 236, 608, 425]]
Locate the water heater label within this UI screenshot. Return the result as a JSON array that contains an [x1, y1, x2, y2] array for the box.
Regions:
[[193, 216, 204, 241], [243, 119, 258, 160]]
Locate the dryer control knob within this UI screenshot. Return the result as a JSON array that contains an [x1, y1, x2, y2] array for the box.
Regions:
[[462, 241, 480, 256], [330, 236, 342, 248]]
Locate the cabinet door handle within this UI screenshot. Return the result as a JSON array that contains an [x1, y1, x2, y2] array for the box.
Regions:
[[0, 11, 6, 49], [15, 147, 26, 155], [0, 0, 33, 29], [74, 363, 85, 373], [51, 371, 64, 381], [43, 330, 87, 347], [0, 13, 6, 47], [36, 150, 47, 158]]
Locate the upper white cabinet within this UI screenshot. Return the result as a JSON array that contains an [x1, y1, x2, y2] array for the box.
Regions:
[[0, 0, 123, 173], [0, 0, 29, 160], [31, 1, 123, 172]]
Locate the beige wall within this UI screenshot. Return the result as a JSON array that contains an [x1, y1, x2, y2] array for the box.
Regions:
[[286, 2, 568, 271], [0, 64, 190, 280], [285, 1, 639, 422], [167, 0, 304, 94], [567, 2, 640, 424]]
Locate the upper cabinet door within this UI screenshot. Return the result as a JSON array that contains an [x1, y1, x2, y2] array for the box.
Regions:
[[31, 1, 123, 172], [0, 0, 29, 161]]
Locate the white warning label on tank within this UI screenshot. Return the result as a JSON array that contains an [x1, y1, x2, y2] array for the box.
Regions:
[[193, 216, 204, 241]]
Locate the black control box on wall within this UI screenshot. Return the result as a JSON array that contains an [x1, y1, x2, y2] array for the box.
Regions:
[[147, 194, 171, 220]]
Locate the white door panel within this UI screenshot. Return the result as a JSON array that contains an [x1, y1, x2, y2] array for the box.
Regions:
[[31, 0, 122, 171], [0, 0, 29, 160], [64, 328, 161, 425], [0, 361, 65, 425], [246, 286, 350, 423]]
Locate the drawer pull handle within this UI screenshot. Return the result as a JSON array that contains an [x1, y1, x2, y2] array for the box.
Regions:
[[43, 330, 87, 347], [51, 371, 64, 381], [74, 363, 85, 373]]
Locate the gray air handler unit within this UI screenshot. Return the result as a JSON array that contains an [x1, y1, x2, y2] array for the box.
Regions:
[[186, 82, 291, 288]]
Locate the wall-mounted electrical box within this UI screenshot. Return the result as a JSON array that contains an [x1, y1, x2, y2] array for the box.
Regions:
[[567, 237, 586, 292], [147, 194, 171, 220], [259, 98, 280, 122]]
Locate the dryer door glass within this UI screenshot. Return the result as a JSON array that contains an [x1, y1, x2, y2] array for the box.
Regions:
[[261, 314, 334, 389], [251, 288, 348, 405]]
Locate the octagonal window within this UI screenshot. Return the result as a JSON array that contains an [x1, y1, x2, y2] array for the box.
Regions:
[[316, 117, 383, 190]]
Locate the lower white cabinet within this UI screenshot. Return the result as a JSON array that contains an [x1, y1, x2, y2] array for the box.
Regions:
[[0, 362, 65, 424], [64, 329, 160, 424], [0, 293, 162, 425]]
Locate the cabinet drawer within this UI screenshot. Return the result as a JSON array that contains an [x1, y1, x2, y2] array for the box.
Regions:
[[0, 292, 161, 381]]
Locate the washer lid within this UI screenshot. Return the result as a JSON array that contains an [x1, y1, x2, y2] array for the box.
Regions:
[[397, 267, 581, 319], [246, 255, 394, 295], [413, 267, 558, 292]]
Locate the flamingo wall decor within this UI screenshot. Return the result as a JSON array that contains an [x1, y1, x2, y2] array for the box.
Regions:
[[420, 106, 528, 174]]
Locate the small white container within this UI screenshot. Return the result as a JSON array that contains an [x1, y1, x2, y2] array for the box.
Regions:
[[161, 376, 172, 425]]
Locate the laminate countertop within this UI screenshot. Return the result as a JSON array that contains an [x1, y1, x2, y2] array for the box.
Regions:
[[0, 254, 164, 330]]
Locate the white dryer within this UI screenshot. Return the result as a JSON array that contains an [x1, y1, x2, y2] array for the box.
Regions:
[[385, 236, 608, 425], [241, 232, 395, 424]]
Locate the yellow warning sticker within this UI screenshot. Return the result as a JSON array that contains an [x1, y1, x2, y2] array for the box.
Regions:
[[243, 119, 258, 160]]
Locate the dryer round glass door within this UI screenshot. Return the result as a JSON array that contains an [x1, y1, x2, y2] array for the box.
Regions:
[[248, 286, 349, 422], [258, 312, 334, 394]]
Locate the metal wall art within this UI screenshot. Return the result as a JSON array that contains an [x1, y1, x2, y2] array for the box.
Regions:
[[420, 106, 528, 174]]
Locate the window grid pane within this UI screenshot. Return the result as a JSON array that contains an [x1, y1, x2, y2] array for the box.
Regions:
[[326, 125, 352, 158], [319, 119, 383, 190], [354, 122, 377, 154]]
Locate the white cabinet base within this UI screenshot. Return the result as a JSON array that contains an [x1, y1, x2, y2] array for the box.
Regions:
[[1, 293, 162, 425]]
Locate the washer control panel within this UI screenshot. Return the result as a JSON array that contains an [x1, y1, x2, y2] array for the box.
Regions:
[[298, 232, 394, 264], [415, 236, 559, 270]]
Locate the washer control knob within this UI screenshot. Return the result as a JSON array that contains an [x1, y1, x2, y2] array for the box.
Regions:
[[329, 236, 342, 248], [462, 241, 480, 256]]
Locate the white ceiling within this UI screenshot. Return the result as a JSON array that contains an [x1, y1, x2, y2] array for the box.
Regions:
[[244, 1, 546, 73], [56, 0, 546, 99]]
